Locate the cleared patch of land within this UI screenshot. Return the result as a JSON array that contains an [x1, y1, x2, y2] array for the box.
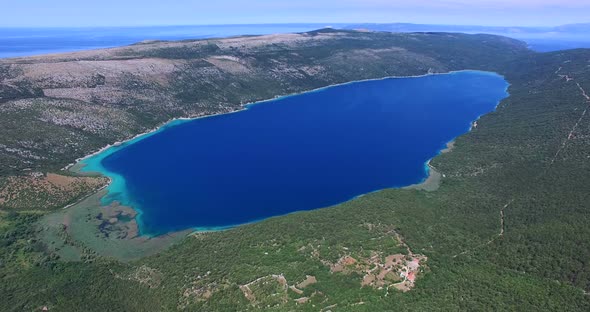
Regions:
[[0, 173, 107, 210]]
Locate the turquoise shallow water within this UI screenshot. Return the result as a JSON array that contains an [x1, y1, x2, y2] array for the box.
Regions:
[[79, 71, 509, 236]]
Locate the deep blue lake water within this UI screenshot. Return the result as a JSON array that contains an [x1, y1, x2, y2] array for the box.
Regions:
[[80, 71, 509, 235]]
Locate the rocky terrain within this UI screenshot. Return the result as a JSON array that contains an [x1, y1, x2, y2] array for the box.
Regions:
[[0, 29, 528, 213], [0, 29, 528, 178]]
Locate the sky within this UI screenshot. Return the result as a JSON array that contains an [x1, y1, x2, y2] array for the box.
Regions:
[[4, 0, 589, 27]]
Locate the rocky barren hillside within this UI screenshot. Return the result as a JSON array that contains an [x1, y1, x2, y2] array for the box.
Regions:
[[0, 29, 528, 177]]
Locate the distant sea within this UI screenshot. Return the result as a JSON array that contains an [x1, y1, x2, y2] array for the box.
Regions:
[[1, 24, 589, 58], [522, 39, 590, 53], [0, 24, 330, 58], [342, 23, 590, 52], [80, 71, 509, 236]]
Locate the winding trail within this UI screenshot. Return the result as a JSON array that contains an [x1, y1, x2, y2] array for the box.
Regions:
[[452, 199, 512, 258], [549, 72, 590, 167], [499, 200, 510, 237], [454, 63, 589, 258]]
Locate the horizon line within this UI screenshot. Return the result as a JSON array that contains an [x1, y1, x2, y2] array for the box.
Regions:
[[0, 21, 588, 30]]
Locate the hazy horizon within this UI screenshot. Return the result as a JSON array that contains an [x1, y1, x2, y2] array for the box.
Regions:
[[5, 1, 590, 28], [0, 21, 589, 30]]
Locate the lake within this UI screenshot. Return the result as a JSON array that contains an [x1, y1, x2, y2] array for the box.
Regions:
[[80, 71, 509, 236]]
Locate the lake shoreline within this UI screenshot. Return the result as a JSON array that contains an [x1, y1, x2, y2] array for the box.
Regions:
[[403, 141, 455, 192], [63, 69, 498, 172], [62, 69, 506, 240]]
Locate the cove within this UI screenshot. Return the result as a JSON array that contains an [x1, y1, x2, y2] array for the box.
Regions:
[[79, 71, 509, 236]]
